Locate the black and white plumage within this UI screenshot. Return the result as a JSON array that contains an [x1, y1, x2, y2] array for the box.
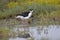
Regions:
[[16, 9, 33, 20]]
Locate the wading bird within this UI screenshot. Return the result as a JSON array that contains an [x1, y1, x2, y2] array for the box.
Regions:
[[16, 9, 33, 24]]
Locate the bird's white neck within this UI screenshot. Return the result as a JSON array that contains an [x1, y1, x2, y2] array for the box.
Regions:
[[27, 10, 33, 18]]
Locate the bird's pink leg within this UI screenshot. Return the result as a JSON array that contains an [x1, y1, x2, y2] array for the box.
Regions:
[[21, 19, 28, 32]]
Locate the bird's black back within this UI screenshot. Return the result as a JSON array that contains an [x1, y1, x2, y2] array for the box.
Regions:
[[16, 11, 30, 17]]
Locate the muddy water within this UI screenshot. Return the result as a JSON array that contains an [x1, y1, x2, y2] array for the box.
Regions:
[[9, 25, 60, 40]]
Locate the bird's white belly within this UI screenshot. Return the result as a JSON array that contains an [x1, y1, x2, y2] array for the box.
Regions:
[[16, 16, 30, 20]]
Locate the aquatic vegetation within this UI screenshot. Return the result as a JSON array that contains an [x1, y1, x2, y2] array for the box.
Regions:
[[0, 27, 9, 38]]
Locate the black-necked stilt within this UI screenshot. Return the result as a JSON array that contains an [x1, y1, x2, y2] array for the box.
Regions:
[[16, 9, 33, 20], [16, 9, 33, 26]]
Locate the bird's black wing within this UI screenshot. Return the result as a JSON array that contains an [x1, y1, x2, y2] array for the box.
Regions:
[[16, 11, 30, 17]]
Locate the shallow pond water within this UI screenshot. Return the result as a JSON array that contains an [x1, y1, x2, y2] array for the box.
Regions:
[[9, 25, 60, 40]]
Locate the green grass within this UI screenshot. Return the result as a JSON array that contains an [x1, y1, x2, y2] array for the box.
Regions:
[[0, 0, 60, 25], [0, 27, 9, 38], [0, 3, 60, 19]]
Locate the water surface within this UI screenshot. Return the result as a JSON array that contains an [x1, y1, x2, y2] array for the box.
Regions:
[[9, 25, 60, 40]]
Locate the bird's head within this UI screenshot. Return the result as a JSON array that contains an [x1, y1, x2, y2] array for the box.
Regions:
[[29, 9, 33, 13]]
